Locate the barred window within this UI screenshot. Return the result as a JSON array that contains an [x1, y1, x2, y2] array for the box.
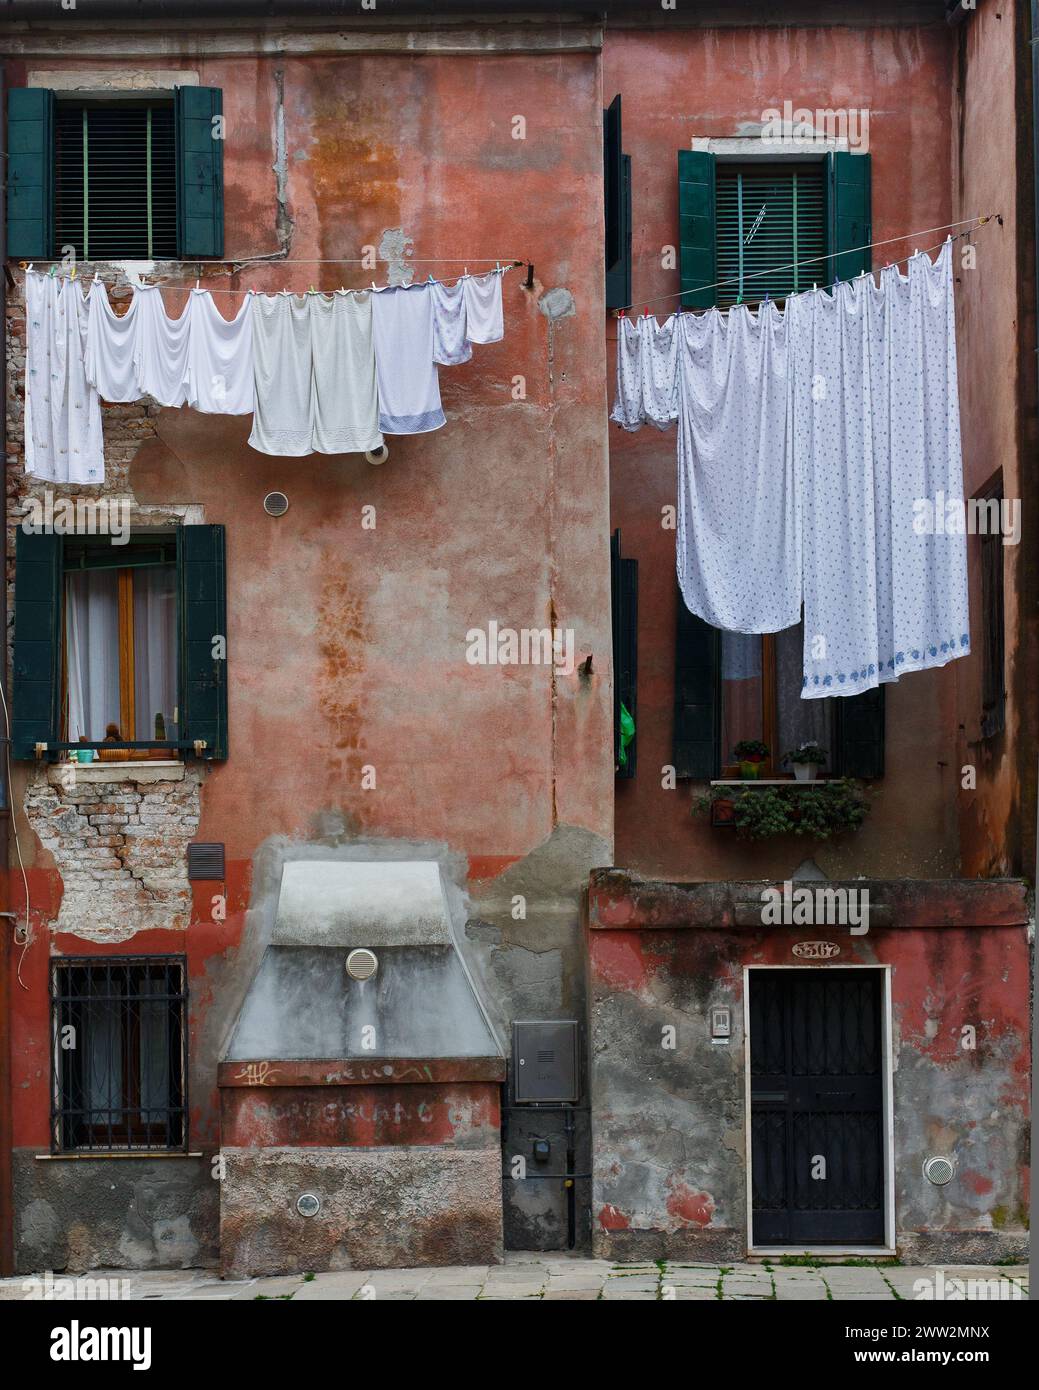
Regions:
[[51, 957, 187, 1153]]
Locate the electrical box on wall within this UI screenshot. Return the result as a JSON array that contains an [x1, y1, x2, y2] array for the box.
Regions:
[[512, 1021, 579, 1103]]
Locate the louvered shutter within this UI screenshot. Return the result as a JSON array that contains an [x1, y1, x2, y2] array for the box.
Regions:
[[178, 525, 228, 759], [7, 88, 55, 259], [175, 86, 224, 258], [11, 530, 62, 759]]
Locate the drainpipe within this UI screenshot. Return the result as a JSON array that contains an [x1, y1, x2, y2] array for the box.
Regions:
[[0, 56, 13, 1279]]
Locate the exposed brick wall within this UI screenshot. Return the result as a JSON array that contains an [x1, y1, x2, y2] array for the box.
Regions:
[[24, 765, 202, 941]]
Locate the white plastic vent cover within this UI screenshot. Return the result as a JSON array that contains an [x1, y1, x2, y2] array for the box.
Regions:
[[923, 1155, 955, 1186], [263, 491, 289, 517], [346, 948, 378, 981]]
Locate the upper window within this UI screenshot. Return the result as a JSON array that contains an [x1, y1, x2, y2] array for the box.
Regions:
[[6, 85, 224, 262], [55, 100, 177, 260], [715, 163, 827, 306], [678, 148, 870, 310], [51, 955, 187, 1152], [63, 535, 179, 749]]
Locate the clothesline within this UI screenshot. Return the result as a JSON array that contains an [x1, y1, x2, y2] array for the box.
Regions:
[[615, 213, 1001, 316], [23, 263, 515, 299]]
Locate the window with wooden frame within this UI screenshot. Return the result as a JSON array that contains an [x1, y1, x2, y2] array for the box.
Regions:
[[61, 535, 180, 751], [673, 598, 884, 782], [51, 956, 187, 1153], [12, 524, 228, 762]]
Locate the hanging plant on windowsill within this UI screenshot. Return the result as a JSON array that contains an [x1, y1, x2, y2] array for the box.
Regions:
[[732, 739, 770, 780], [695, 778, 870, 840]]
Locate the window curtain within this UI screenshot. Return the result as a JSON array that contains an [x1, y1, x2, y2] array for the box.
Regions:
[[720, 630, 763, 759], [133, 565, 178, 742], [65, 569, 120, 742], [775, 622, 832, 757]]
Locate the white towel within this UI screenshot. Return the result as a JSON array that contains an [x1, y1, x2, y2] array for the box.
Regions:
[[186, 291, 254, 415], [371, 283, 446, 435], [611, 313, 680, 431], [25, 271, 104, 484], [462, 269, 504, 344], [248, 295, 314, 456], [309, 292, 383, 454]]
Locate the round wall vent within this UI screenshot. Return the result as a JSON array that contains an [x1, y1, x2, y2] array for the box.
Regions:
[[365, 444, 389, 466], [263, 490, 290, 517], [923, 1155, 955, 1186], [296, 1193, 321, 1218], [346, 947, 378, 981]]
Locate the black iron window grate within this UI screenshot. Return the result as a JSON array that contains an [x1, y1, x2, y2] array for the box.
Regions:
[[51, 956, 187, 1153]]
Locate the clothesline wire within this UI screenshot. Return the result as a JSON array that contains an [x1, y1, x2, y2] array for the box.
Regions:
[[614, 214, 1001, 316], [23, 263, 518, 298], [605, 226, 991, 335]]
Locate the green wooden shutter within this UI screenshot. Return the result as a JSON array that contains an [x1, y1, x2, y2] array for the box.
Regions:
[[11, 530, 62, 759], [611, 530, 638, 778], [604, 96, 632, 311], [828, 151, 871, 284], [178, 524, 228, 759], [7, 88, 55, 259], [673, 591, 720, 779], [836, 685, 884, 779], [678, 149, 716, 309], [175, 86, 224, 258]]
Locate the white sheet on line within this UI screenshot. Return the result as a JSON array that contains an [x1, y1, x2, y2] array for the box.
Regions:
[[371, 283, 446, 435], [86, 279, 141, 403], [610, 239, 970, 698], [248, 294, 314, 456], [792, 241, 969, 698], [25, 270, 104, 484], [133, 283, 191, 407]]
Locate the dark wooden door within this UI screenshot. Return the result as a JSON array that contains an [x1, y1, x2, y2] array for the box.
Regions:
[[750, 969, 885, 1244]]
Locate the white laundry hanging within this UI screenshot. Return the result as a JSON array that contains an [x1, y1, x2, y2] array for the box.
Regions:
[[675, 302, 800, 634], [370, 282, 446, 435], [461, 268, 504, 344], [86, 278, 141, 403], [186, 289, 254, 415], [792, 242, 969, 697], [611, 239, 970, 698], [133, 283, 191, 407], [24, 270, 104, 484], [430, 278, 473, 367], [248, 291, 384, 456]]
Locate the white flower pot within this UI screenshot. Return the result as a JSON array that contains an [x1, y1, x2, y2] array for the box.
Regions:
[[794, 763, 820, 782]]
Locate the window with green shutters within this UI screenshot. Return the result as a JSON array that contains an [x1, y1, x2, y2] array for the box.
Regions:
[[55, 101, 178, 261], [11, 526, 228, 761], [6, 85, 224, 261], [715, 162, 827, 306]]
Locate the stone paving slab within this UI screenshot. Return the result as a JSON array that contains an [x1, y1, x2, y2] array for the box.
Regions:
[[0, 1258, 1028, 1301]]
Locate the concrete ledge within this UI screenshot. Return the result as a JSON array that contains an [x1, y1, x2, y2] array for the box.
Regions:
[[47, 760, 185, 787], [220, 1146, 503, 1277], [588, 870, 1031, 930], [592, 1227, 746, 1263]]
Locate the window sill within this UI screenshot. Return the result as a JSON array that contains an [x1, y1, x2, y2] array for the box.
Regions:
[[35, 1151, 202, 1161], [47, 759, 185, 787], [711, 778, 833, 786]]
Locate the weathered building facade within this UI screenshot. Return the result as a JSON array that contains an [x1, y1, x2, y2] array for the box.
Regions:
[[0, 0, 1032, 1277]]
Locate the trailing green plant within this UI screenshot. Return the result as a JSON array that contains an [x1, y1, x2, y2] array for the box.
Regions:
[[695, 778, 869, 840], [783, 741, 827, 766]]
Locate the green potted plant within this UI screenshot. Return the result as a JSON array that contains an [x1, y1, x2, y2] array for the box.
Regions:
[[733, 739, 769, 779], [784, 741, 827, 782]]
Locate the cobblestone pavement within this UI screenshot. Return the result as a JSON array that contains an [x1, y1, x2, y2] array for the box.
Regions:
[[1, 1254, 1029, 1301]]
